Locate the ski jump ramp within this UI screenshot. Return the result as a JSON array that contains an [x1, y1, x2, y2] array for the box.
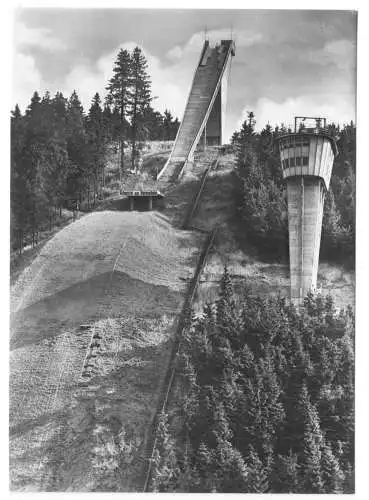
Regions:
[[158, 39, 235, 183]]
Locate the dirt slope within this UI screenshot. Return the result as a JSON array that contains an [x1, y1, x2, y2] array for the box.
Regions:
[[10, 210, 204, 491]]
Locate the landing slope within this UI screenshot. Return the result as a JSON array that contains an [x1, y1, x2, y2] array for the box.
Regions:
[[10, 210, 204, 491]]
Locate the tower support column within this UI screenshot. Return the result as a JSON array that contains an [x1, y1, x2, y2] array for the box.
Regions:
[[287, 177, 326, 305]]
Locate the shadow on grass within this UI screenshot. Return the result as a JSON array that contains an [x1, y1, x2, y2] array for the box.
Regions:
[[10, 271, 183, 352], [191, 169, 238, 230], [157, 178, 201, 227], [9, 407, 67, 438]]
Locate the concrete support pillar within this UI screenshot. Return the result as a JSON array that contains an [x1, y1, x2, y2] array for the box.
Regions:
[[148, 196, 153, 211], [130, 197, 134, 211], [206, 88, 222, 145], [287, 177, 325, 305]]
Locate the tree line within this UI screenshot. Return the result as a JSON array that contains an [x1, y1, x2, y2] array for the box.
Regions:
[[10, 46, 179, 252], [231, 112, 355, 267], [150, 267, 354, 493]]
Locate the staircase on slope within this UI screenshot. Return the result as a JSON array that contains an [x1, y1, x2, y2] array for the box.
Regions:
[[180, 147, 220, 181], [160, 149, 220, 227]]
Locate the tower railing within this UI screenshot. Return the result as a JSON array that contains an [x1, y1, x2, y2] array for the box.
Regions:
[[275, 124, 332, 137]]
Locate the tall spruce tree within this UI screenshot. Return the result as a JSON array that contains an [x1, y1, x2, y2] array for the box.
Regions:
[[86, 93, 107, 203], [216, 266, 240, 349], [272, 451, 300, 492], [297, 384, 324, 492], [151, 412, 179, 492], [162, 109, 179, 141], [320, 439, 344, 493], [65, 90, 87, 205], [23, 91, 52, 232], [10, 104, 27, 249], [128, 46, 152, 171], [106, 48, 132, 177], [39, 91, 68, 218]]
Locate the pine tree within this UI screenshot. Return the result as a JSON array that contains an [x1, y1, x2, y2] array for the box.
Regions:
[[10, 104, 27, 250], [321, 188, 351, 261], [176, 440, 201, 492], [65, 91, 88, 205], [342, 462, 355, 493], [162, 109, 179, 141], [235, 112, 258, 180], [40, 91, 69, 215], [23, 91, 50, 231], [106, 48, 132, 177], [150, 412, 179, 492], [320, 439, 344, 493], [211, 402, 233, 443], [163, 109, 173, 141], [272, 451, 300, 492], [196, 442, 215, 492], [298, 384, 324, 493], [86, 93, 107, 203], [215, 439, 250, 492], [128, 46, 152, 171], [50, 92, 70, 213], [216, 266, 240, 349], [256, 349, 286, 457], [243, 444, 269, 493], [140, 105, 163, 140]]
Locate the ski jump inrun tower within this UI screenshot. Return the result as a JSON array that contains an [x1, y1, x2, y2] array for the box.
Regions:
[[157, 39, 235, 182], [277, 117, 338, 305]]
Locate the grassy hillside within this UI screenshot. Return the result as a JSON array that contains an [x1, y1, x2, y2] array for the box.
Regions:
[[10, 210, 205, 491]]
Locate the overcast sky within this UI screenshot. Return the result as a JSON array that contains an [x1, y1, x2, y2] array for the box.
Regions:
[[12, 8, 357, 139]]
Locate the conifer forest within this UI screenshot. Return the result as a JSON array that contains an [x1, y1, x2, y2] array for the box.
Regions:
[[151, 269, 355, 493]]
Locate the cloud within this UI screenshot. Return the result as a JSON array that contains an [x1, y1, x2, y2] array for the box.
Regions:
[[14, 29, 237, 121], [12, 22, 355, 142], [304, 39, 356, 73], [12, 52, 44, 111], [58, 41, 193, 119], [13, 19, 68, 110], [166, 46, 182, 61], [167, 28, 262, 60], [15, 20, 67, 52], [238, 94, 355, 132]]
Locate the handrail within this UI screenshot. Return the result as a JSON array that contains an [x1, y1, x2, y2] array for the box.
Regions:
[[176, 158, 191, 182], [182, 157, 219, 229], [156, 157, 171, 180]]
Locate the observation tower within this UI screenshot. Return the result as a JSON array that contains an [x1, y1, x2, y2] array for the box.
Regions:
[[277, 117, 338, 305]]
